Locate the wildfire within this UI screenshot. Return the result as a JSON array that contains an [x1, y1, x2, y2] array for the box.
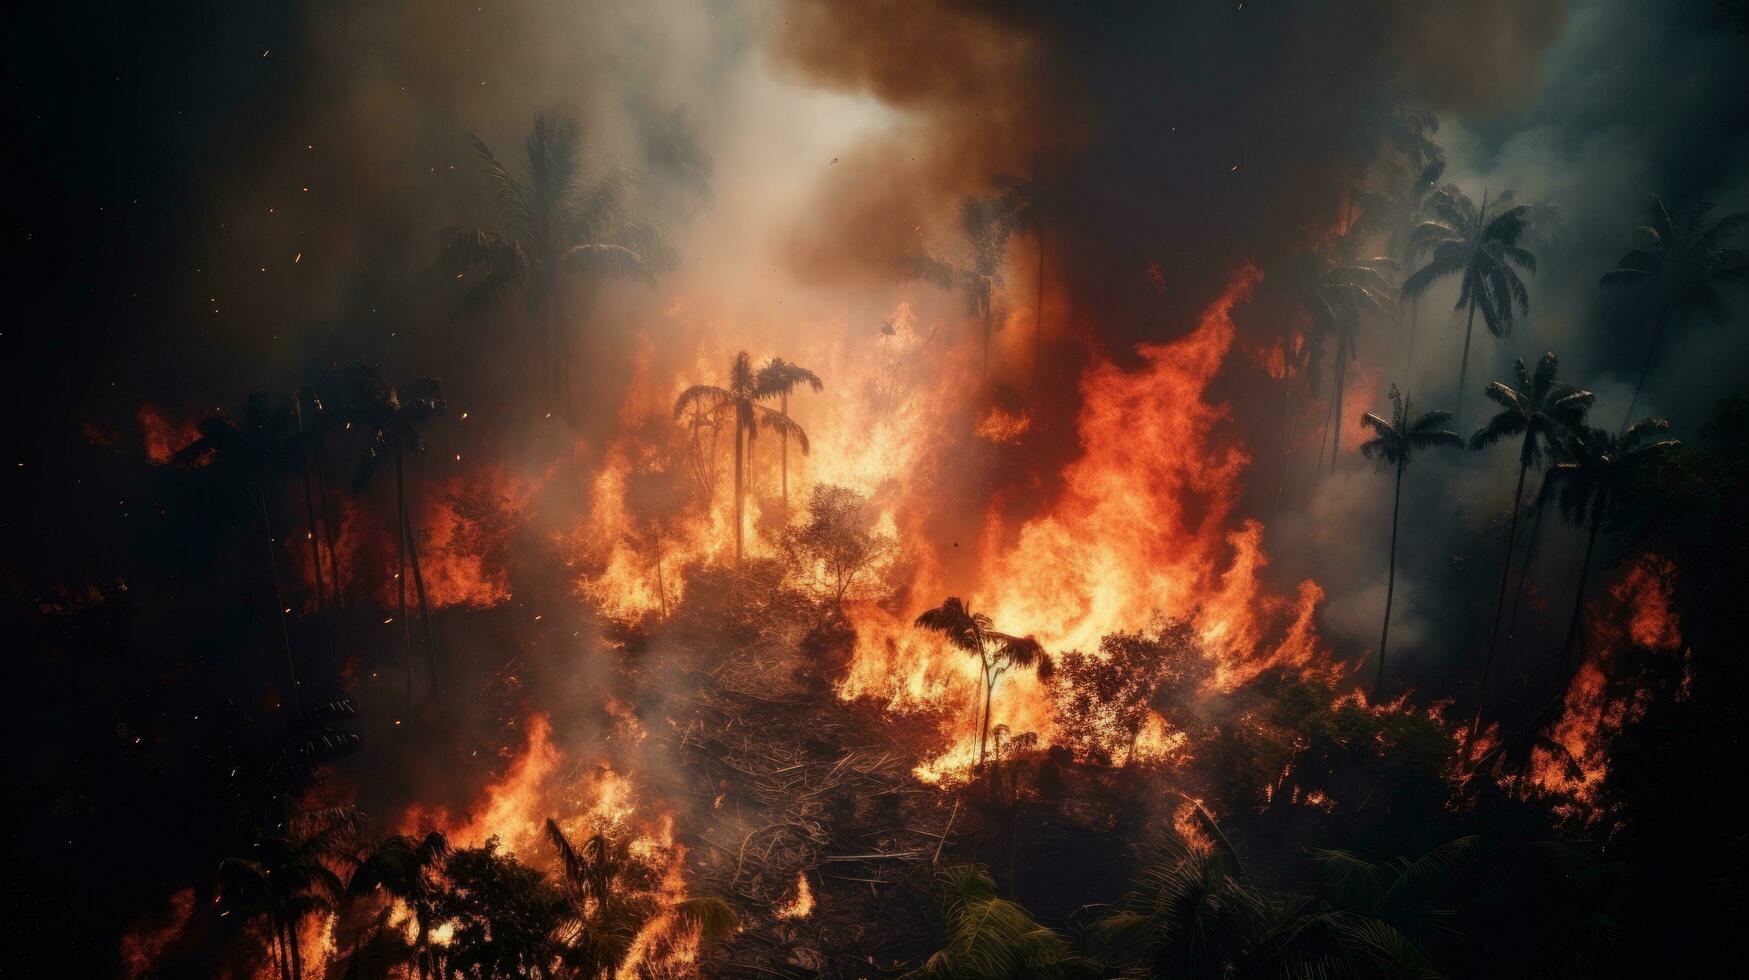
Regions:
[[1528, 555, 1680, 817], [842, 267, 1335, 781], [137, 405, 203, 465], [773, 871, 815, 920]]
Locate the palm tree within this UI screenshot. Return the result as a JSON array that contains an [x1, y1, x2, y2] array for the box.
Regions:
[[995, 172, 1063, 392], [1464, 353, 1594, 754], [753, 357, 822, 520], [441, 113, 670, 412], [1401, 188, 1536, 420], [544, 819, 737, 976], [908, 864, 1090, 979], [673, 352, 809, 562], [913, 597, 1051, 769], [1600, 197, 1748, 427], [347, 365, 447, 717], [902, 195, 1014, 380], [219, 806, 361, 980], [1294, 249, 1400, 473], [350, 831, 450, 980], [293, 383, 346, 614], [1359, 386, 1463, 699], [175, 393, 303, 712], [1542, 419, 1679, 671]]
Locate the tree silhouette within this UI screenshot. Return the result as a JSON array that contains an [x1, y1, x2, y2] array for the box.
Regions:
[[1542, 419, 1679, 673], [753, 356, 822, 518], [346, 365, 447, 717], [996, 172, 1064, 392], [1600, 197, 1747, 427], [1402, 188, 1536, 421], [674, 351, 809, 562], [1293, 246, 1400, 473], [1359, 386, 1463, 699], [219, 805, 362, 980], [902, 195, 1014, 380], [441, 113, 671, 413], [1464, 352, 1594, 756], [914, 597, 1051, 769], [349, 831, 450, 980]]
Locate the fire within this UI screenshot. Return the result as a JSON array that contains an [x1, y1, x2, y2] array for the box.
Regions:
[[773, 871, 815, 920], [974, 406, 1032, 445], [119, 887, 194, 978], [842, 267, 1334, 781], [399, 711, 714, 976], [137, 405, 203, 465], [1528, 555, 1681, 817]]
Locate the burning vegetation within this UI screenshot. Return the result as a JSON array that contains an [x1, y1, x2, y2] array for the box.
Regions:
[[12, 2, 1749, 979]]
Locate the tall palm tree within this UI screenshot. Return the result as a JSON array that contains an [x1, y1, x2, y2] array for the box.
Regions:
[[347, 365, 447, 717], [293, 384, 346, 614], [1294, 249, 1400, 473], [350, 831, 450, 980], [753, 357, 822, 520], [1464, 353, 1594, 754], [1359, 386, 1463, 699], [902, 195, 1014, 380], [1600, 197, 1748, 427], [995, 172, 1064, 392], [175, 393, 303, 712], [1401, 188, 1536, 421], [440, 113, 671, 412], [674, 352, 809, 562], [219, 806, 361, 980], [1542, 419, 1679, 671], [913, 597, 1051, 769]]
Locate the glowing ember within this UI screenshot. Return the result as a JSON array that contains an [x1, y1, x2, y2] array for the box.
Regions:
[[774, 871, 815, 919]]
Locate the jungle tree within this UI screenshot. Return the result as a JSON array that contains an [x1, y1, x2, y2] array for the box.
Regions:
[[914, 597, 1051, 769], [1359, 386, 1463, 699]]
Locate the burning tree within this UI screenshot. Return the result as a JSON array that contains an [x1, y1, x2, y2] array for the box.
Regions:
[[780, 484, 895, 611], [673, 351, 811, 563], [1051, 617, 1208, 766], [913, 597, 1052, 769]]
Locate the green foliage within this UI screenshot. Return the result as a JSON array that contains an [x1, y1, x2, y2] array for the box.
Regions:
[[907, 864, 1093, 979]]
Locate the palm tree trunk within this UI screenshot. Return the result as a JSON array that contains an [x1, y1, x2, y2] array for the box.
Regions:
[[780, 392, 789, 521], [260, 482, 300, 714], [403, 492, 438, 700], [1032, 230, 1045, 392], [1620, 311, 1666, 432], [1466, 449, 1531, 761], [396, 443, 414, 718], [312, 443, 345, 611], [1455, 292, 1478, 422], [1559, 508, 1605, 678], [1503, 489, 1548, 654], [1329, 353, 1347, 474], [273, 914, 292, 980], [1375, 458, 1405, 700], [296, 447, 327, 613], [1313, 373, 1339, 478], [977, 661, 994, 768], [733, 414, 745, 562], [288, 912, 304, 980]]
